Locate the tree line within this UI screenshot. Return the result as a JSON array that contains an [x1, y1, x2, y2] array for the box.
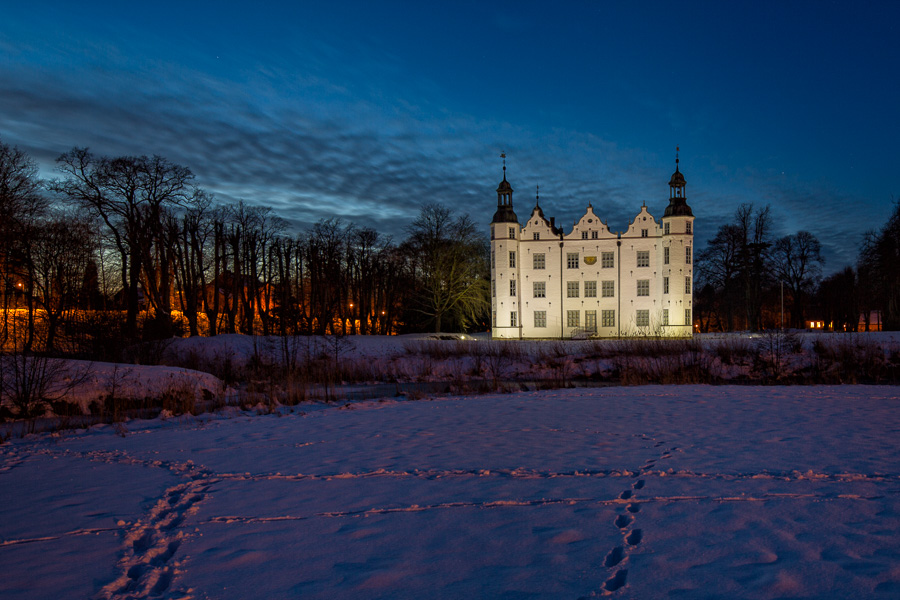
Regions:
[[695, 200, 900, 332], [0, 138, 489, 356]]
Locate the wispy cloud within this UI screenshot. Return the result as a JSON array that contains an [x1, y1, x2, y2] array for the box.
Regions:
[[0, 24, 880, 271]]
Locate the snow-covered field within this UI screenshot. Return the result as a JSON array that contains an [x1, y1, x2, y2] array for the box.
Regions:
[[2, 385, 899, 599]]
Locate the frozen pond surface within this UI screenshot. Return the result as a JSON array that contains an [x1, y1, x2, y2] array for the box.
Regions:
[[2, 385, 899, 599]]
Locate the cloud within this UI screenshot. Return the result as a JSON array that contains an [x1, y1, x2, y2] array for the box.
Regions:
[[1, 50, 670, 240], [0, 26, 876, 271]]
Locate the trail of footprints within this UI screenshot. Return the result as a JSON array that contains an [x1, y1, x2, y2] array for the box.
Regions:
[[94, 459, 215, 600], [593, 437, 675, 596]]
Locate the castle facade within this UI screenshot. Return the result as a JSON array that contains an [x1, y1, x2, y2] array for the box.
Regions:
[[490, 154, 694, 339]]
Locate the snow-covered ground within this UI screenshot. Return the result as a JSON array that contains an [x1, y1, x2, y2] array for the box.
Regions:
[[2, 385, 899, 599]]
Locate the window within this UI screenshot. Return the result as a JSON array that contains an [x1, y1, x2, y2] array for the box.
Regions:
[[509, 251, 516, 268], [637, 280, 650, 296], [491, 280, 496, 297], [533, 281, 546, 298], [567, 253, 579, 269], [636, 309, 650, 327], [663, 276, 669, 294], [567, 281, 579, 298], [584, 281, 597, 298], [510, 311, 517, 327], [685, 276, 692, 295], [637, 251, 649, 267], [533, 253, 545, 270], [510, 280, 516, 296], [491, 251, 495, 268], [686, 246, 692, 264], [490, 225, 495, 240], [492, 310, 496, 325], [601, 280, 614, 297], [534, 310, 546, 328], [509, 227, 516, 239], [641, 229, 648, 238], [567, 310, 580, 327], [686, 222, 692, 234], [585, 310, 597, 333], [664, 222, 670, 235], [602, 309, 615, 327], [533, 232, 540, 240], [582, 231, 588, 240], [663, 309, 669, 326], [592, 231, 599, 240], [601, 252, 614, 268], [685, 308, 692, 325], [664, 247, 670, 265]]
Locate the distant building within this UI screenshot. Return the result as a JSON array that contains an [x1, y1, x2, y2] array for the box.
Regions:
[[490, 152, 694, 339]]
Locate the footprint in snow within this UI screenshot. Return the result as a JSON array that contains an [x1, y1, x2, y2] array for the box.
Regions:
[[604, 569, 628, 591], [626, 529, 643, 546], [604, 546, 625, 568]]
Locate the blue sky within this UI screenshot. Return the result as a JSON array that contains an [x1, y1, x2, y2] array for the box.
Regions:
[[2, 1, 898, 270]]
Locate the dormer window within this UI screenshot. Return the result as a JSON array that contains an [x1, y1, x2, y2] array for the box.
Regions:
[[686, 222, 692, 234], [533, 232, 540, 240], [582, 231, 588, 240], [509, 227, 516, 239], [641, 229, 648, 238]]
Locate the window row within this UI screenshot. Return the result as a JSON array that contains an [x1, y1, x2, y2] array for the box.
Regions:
[[494, 277, 691, 298], [504, 308, 692, 330], [529, 281, 616, 298]]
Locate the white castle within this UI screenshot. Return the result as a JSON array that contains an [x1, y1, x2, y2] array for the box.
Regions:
[[490, 152, 694, 339]]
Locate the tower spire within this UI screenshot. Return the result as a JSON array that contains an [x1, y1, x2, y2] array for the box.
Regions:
[[664, 146, 692, 216], [492, 151, 517, 223], [535, 185, 539, 207]]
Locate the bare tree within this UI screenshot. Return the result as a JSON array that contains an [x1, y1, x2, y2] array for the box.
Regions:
[[0, 138, 47, 350], [858, 199, 900, 329], [404, 203, 490, 333], [736, 204, 772, 331], [29, 215, 96, 351], [53, 149, 194, 339], [168, 191, 216, 336], [772, 231, 824, 328], [696, 224, 743, 331], [694, 203, 774, 332], [305, 218, 346, 335]]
